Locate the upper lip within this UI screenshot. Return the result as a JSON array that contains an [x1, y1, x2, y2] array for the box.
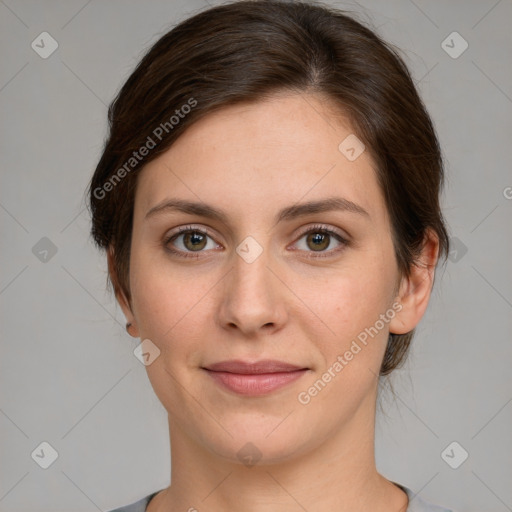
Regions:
[[203, 359, 307, 374]]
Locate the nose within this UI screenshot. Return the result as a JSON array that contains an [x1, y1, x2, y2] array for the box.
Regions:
[[217, 245, 288, 337]]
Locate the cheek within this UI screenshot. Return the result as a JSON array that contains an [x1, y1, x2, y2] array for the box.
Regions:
[[299, 264, 392, 337], [128, 253, 214, 406], [294, 269, 394, 414], [291, 249, 396, 377], [129, 249, 204, 339]]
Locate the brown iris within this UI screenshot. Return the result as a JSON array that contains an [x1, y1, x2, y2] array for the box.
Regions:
[[307, 232, 330, 251], [183, 231, 207, 251]]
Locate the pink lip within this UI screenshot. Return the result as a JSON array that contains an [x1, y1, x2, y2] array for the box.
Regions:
[[203, 359, 308, 396]]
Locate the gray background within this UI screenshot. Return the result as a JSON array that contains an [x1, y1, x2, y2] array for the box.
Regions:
[[1, 0, 511, 511]]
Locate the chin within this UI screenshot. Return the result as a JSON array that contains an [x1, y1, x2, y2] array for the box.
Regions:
[[196, 413, 318, 467]]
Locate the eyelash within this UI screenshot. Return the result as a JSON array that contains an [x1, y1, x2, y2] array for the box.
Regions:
[[163, 224, 350, 259]]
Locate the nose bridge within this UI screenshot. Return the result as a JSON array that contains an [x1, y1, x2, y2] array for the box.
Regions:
[[218, 236, 286, 334], [230, 241, 274, 303]]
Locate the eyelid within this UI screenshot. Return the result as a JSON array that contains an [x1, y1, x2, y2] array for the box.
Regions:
[[168, 224, 217, 239], [292, 223, 349, 243]]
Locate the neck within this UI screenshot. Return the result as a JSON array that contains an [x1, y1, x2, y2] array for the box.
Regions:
[[150, 388, 408, 512]]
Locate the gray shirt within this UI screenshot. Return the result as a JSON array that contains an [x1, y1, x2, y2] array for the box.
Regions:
[[106, 484, 453, 511]]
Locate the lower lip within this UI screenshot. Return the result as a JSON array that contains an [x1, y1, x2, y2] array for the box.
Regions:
[[204, 369, 307, 395]]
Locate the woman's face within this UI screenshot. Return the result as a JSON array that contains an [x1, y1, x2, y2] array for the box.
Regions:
[[123, 92, 406, 464]]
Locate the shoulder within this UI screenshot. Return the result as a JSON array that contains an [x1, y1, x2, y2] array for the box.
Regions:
[[400, 485, 454, 512], [106, 485, 455, 512], [105, 490, 162, 512]]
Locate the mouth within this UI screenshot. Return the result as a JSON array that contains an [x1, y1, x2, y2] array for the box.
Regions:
[[202, 359, 309, 396]]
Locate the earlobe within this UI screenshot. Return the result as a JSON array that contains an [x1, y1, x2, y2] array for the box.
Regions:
[[107, 246, 139, 337], [389, 229, 440, 336]]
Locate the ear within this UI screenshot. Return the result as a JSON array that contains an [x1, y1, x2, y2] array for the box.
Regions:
[[107, 246, 139, 337], [389, 228, 440, 335]]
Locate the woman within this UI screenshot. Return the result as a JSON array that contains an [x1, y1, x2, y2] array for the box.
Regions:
[[89, 1, 452, 510]]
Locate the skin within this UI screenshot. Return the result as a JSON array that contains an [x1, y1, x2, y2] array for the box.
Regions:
[[111, 92, 439, 512]]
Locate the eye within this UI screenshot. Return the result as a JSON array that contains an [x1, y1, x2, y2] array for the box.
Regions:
[[164, 225, 221, 258], [292, 224, 349, 257], [163, 224, 350, 260]]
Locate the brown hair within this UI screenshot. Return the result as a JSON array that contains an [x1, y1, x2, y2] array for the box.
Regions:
[[88, 0, 450, 375]]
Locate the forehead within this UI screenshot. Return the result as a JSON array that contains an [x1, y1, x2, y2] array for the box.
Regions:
[[134, 92, 387, 225]]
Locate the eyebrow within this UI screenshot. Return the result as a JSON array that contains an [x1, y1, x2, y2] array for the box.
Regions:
[[145, 196, 370, 224]]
